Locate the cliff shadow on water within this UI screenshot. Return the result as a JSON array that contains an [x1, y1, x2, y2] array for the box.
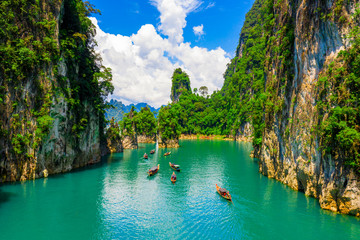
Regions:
[[0, 188, 16, 206]]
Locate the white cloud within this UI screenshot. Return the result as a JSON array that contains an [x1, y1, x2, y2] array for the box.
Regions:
[[150, 0, 202, 43], [90, 1, 230, 108], [193, 24, 204, 37]]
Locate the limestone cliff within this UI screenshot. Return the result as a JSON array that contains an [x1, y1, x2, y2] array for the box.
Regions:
[[170, 68, 191, 103], [121, 108, 138, 149], [0, 0, 113, 182], [137, 135, 156, 143], [106, 118, 123, 153], [157, 135, 179, 149], [228, 0, 360, 216]]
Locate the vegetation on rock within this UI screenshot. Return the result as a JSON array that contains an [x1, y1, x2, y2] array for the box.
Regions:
[[0, 0, 113, 181], [133, 107, 157, 137], [317, 20, 360, 172], [170, 68, 192, 102]]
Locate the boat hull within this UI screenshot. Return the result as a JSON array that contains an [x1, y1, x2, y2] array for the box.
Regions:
[[148, 165, 160, 176], [216, 184, 232, 201], [169, 162, 180, 171]]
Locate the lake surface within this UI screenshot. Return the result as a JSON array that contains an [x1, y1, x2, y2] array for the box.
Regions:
[[0, 140, 359, 239]]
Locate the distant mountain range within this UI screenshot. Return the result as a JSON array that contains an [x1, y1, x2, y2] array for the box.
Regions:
[[105, 99, 160, 122]]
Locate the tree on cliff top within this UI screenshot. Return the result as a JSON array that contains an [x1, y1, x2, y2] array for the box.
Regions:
[[199, 86, 208, 97], [106, 117, 121, 141], [134, 107, 157, 137], [158, 105, 181, 141], [170, 68, 192, 102], [120, 107, 137, 136]]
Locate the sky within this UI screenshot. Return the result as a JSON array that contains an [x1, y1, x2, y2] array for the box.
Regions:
[[89, 0, 255, 107]]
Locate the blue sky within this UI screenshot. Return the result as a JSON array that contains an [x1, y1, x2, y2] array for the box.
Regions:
[[88, 0, 255, 107]]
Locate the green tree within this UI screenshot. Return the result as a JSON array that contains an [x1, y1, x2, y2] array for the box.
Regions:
[[158, 105, 181, 141], [199, 86, 208, 97], [134, 106, 157, 136]]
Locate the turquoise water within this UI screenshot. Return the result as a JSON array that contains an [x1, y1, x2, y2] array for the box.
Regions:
[[0, 140, 359, 239]]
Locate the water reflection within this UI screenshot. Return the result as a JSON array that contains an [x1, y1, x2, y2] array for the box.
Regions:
[[0, 140, 359, 240]]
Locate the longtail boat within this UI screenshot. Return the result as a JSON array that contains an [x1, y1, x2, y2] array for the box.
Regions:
[[144, 153, 148, 159], [216, 184, 232, 201], [171, 172, 176, 183], [169, 162, 180, 171], [164, 152, 171, 156], [150, 149, 155, 154], [148, 164, 159, 176]]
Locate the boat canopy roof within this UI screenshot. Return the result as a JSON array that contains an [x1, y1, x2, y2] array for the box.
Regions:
[[150, 166, 158, 171], [219, 188, 228, 194]]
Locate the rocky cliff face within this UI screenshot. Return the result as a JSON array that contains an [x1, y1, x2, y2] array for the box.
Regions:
[[0, 0, 112, 182], [122, 136, 138, 149], [157, 136, 179, 149], [230, 0, 360, 216], [121, 108, 138, 149], [138, 135, 156, 143], [235, 123, 253, 142], [107, 136, 123, 153], [170, 68, 191, 103], [106, 118, 123, 153]]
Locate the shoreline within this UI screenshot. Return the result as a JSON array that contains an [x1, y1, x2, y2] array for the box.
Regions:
[[179, 134, 233, 141]]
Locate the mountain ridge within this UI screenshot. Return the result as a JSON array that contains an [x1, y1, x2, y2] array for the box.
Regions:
[[105, 99, 160, 122]]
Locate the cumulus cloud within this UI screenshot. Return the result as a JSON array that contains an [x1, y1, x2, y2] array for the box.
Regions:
[[150, 0, 202, 43], [193, 24, 204, 37], [90, 1, 230, 108]]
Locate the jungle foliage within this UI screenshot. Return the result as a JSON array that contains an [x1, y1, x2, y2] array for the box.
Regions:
[[170, 68, 192, 102], [0, 0, 113, 159], [317, 23, 360, 172]]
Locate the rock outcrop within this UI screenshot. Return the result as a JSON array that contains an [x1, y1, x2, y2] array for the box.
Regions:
[[235, 123, 253, 142], [158, 136, 179, 149], [122, 136, 138, 149], [259, 0, 360, 216], [121, 108, 138, 149], [170, 68, 191, 103], [0, 0, 111, 182], [106, 118, 123, 153], [137, 135, 156, 143], [227, 0, 360, 216]]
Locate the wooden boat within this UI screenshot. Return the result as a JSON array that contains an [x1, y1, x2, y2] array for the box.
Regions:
[[169, 162, 180, 171], [144, 153, 148, 159], [216, 184, 232, 201], [171, 172, 176, 183], [148, 164, 159, 176], [164, 152, 171, 156], [150, 149, 155, 154]]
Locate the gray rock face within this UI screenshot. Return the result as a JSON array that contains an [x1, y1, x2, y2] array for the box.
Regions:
[[235, 122, 253, 142], [0, 1, 107, 182], [257, 0, 360, 216]]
